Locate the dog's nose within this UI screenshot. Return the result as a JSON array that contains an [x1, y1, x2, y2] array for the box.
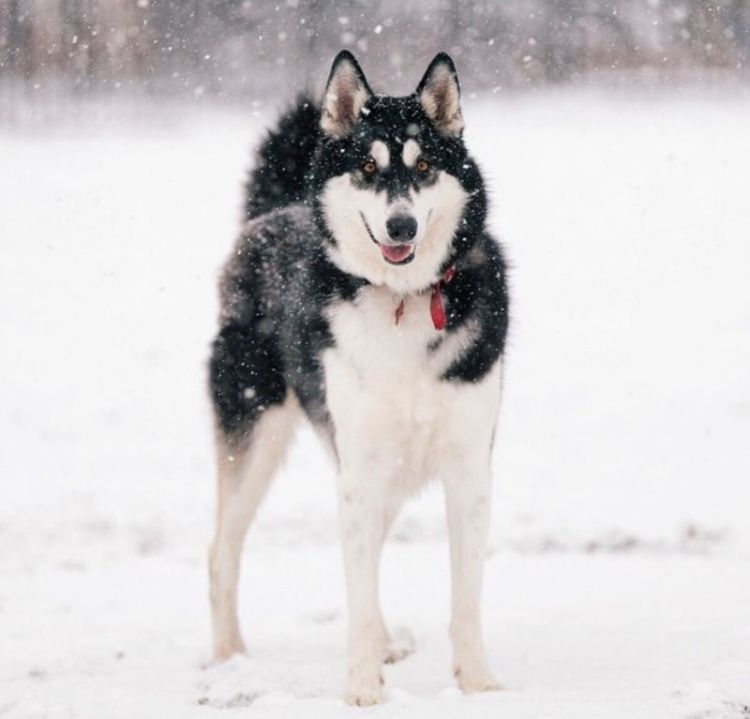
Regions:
[[386, 215, 417, 243]]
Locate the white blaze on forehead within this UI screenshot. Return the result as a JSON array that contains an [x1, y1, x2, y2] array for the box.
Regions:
[[369, 140, 389, 168], [402, 139, 421, 168]]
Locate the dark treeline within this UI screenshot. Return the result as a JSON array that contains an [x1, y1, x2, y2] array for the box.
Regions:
[[1, 0, 749, 102]]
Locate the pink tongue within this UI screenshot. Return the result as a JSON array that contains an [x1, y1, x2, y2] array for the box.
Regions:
[[380, 244, 413, 263]]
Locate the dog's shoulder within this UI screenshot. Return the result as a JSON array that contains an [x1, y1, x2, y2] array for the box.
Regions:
[[440, 232, 510, 383], [240, 203, 316, 257], [218, 204, 316, 320]]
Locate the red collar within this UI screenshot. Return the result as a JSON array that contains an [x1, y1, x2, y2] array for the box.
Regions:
[[394, 265, 456, 330]]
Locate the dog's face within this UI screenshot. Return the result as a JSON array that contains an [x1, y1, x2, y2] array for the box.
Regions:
[[313, 51, 484, 294]]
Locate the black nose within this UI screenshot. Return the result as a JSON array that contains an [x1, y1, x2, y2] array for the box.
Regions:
[[386, 215, 418, 243]]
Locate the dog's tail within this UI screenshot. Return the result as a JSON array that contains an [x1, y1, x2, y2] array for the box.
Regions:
[[244, 96, 321, 220]]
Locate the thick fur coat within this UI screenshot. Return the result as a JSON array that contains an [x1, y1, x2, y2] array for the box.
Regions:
[[208, 51, 510, 706]]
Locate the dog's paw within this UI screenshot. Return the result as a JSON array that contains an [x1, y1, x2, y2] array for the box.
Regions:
[[344, 671, 385, 707], [383, 626, 416, 664], [454, 663, 503, 694], [212, 638, 246, 663]]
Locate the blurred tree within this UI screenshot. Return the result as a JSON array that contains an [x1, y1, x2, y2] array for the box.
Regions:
[[0, 0, 747, 104]]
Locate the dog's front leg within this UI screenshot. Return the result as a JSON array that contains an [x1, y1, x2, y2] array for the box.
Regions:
[[337, 468, 387, 706], [442, 456, 502, 693]]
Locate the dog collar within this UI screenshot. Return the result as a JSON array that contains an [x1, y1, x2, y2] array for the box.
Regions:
[[394, 265, 456, 330]]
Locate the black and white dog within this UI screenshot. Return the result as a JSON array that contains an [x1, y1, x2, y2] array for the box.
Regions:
[[208, 51, 510, 706]]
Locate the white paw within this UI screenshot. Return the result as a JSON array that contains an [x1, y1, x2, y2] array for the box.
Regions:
[[383, 626, 416, 664], [344, 670, 384, 706], [454, 662, 503, 693], [213, 637, 246, 663]]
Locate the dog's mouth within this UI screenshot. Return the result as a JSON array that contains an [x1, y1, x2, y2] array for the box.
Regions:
[[379, 244, 415, 265], [360, 212, 416, 266]]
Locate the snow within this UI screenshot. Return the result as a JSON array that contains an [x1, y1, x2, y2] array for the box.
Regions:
[[1, 93, 749, 717]]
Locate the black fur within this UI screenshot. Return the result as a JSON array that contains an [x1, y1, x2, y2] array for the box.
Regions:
[[244, 96, 320, 220], [210, 54, 510, 441], [210, 205, 366, 438]]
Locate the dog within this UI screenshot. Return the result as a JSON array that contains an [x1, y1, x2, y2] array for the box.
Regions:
[[207, 50, 510, 706]]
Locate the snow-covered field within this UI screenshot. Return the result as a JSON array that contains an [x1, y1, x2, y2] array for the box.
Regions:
[[1, 93, 749, 717]]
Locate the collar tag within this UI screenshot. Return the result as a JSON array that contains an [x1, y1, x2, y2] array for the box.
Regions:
[[392, 265, 456, 329], [394, 299, 405, 325], [430, 265, 456, 331]]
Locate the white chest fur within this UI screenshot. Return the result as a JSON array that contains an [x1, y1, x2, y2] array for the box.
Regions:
[[323, 285, 501, 492]]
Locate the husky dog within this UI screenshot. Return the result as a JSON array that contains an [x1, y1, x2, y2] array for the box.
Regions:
[[208, 51, 509, 706]]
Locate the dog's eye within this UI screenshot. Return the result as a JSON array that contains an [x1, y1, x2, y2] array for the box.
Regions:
[[362, 159, 377, 175], [416, 158, 430, 174]]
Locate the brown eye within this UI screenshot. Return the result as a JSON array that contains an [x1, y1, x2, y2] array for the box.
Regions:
[[416, 158, 430, 173], [362, 159, 377, 175]]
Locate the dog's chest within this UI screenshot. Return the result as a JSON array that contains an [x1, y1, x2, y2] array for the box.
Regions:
[[322, 286, 478, 476], [326, 286, 447, 393]]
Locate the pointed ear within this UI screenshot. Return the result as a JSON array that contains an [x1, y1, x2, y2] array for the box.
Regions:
[[320, 50, 373, 138], [416, 53, 463, 137]]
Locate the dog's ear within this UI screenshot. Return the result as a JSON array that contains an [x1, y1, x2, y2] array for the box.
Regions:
[[320, 50, 373, 138], [416, 53, 463, 137]]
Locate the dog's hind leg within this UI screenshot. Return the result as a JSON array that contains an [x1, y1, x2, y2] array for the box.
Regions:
[[208, 397, 300, 661]]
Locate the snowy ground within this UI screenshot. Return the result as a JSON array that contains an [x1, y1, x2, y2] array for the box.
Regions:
[[1, 92, 749, 717]]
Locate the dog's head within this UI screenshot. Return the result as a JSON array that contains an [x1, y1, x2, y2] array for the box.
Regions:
[[312, 51, 486, 294]]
